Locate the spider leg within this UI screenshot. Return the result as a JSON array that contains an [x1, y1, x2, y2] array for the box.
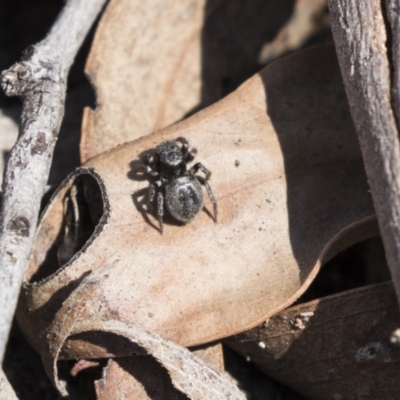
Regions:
[[144, 153, 157, 165], [197, 176, 217, 223], [147, 180, 164, 234], [148, 180, 162, 210], [185, 147, 197, 162], [148, 183, 156, 206], [175, 137, 189, 152], [190, 162, 211, 180], [176, 137, 197, 162], [156, 190, 164, 234], [144, 165, 158, 177], [142, 153, 159, 177]]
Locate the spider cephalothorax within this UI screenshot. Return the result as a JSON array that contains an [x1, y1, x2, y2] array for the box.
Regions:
[[141, 137, 217, 233]]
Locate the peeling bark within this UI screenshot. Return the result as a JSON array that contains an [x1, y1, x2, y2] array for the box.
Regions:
[[329, 0, 400, 315]]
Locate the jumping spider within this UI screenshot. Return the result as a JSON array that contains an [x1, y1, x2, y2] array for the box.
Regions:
[[141, 137, 217, 233]]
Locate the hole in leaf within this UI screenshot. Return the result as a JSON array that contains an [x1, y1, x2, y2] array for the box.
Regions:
[[28, 171, 105, 283]]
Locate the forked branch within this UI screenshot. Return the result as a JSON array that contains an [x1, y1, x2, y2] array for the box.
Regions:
[[0, 0, 106, 362]]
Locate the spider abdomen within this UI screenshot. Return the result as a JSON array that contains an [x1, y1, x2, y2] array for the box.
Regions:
[[165, 176, 204, 223]]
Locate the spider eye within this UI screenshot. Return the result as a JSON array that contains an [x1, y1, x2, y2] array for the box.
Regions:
[[164, 150, 183, 166], [168, 152, 180, 162]]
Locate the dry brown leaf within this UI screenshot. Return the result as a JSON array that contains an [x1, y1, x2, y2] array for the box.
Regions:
[[191, 342, 224, 373], [95, 358, 189, 400], [81, 0, 205, 161], [259, 0, 329, 64], [81, 0, 297, 161], [40, 269, 245, 399], [226, 281, 400, 400], [17, 45, 375, 360], [94, 343, 223, 399]]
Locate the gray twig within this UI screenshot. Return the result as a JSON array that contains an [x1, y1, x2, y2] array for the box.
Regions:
[[329, 1, 400, 312], [0, 0, 106, 362], [0, 368, 18, 400]]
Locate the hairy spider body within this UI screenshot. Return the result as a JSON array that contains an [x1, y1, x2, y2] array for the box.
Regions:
[[165, 176, 204, 223], [142, 137, 217, 233]]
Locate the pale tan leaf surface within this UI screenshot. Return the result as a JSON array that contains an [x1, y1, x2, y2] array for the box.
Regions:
[[18, 45, 375, 360], [81, 0, 297, 161], [226, 281, 400, 400], [40, 270, 245, 399]]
